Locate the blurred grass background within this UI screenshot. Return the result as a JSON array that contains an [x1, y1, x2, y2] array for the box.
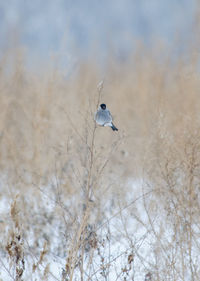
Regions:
[[1, 43, 200, 188]]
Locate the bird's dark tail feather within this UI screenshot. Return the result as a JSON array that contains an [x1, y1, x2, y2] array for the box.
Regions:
[[111, 123, 118, 131]]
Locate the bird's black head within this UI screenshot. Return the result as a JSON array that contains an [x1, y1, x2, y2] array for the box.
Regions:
[[100, 104, 106, 110]]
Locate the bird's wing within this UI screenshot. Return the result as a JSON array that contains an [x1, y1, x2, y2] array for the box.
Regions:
[[107, 110, 112, 121]]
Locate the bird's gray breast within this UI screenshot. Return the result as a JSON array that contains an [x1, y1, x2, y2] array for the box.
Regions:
[[96, 110, 112, 125]]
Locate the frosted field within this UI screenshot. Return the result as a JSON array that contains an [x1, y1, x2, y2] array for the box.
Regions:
[[1, 169, 200, 281]]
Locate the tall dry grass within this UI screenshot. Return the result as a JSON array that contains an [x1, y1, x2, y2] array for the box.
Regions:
[[0, 42, 200, 280]]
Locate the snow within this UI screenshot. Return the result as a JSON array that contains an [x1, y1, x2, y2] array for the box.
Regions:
[[0, 177, 199, 280]]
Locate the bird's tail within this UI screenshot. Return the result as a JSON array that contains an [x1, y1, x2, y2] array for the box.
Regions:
[[111, 123, 118, 131]]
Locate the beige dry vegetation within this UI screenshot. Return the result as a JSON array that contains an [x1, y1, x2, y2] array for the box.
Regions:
[[0, 43, 200, 280]]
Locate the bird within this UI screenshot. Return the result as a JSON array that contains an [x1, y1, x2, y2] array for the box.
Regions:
[[95, 103, 118, 131]]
